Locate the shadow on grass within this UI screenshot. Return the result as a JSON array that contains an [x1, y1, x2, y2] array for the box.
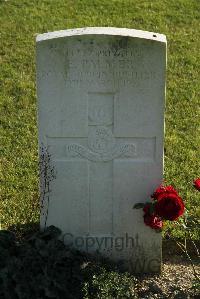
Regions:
[[163, 239, 200, 260], [8, 221, 40, 241], [1, 224, 139, 299]]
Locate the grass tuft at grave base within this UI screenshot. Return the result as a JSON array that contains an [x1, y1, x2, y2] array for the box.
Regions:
[[0, 0, 199, 240]]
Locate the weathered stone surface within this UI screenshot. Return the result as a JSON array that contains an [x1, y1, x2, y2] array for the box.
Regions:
[[36, 27, 167, 273]]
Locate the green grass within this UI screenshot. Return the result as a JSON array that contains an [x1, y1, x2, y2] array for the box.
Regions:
[[0, 0, 200, 237]]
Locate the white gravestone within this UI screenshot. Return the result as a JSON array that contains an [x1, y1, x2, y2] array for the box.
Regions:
[[36, 27, 166, 273]]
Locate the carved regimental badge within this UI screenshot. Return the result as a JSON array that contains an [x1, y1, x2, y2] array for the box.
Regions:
[[66, 126, 136, 162]]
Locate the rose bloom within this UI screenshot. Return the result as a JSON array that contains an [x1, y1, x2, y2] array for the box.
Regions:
[[143, 214, 163, 230], [143, 204, 163, 230], [155, 192, 185, 221], [193, 178, 200, 191], [151, 185, 178, 200]]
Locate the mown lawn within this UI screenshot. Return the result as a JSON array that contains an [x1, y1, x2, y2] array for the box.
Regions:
[[0, 0, 200, 237]]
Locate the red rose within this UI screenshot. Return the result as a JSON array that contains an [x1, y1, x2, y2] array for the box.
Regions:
[[143, 213, 163, 230], [155, 192, 185, 221], [193, 178, 200, 191], [152, 185, 178, 200], [143, 204, 163, 230]]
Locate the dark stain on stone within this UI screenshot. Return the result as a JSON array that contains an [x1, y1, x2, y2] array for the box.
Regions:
[[111, 36, 130, 56]]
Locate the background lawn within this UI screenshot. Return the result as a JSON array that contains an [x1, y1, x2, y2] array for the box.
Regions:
[[0, 0, 199, 238]]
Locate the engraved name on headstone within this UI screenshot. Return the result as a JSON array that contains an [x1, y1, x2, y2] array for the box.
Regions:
[[37, 27, 166, 273]]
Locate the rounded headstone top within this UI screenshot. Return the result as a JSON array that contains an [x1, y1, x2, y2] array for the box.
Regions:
[[36, 27, 166, 43]]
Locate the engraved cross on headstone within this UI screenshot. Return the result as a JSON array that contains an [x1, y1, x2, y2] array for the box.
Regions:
[[65, 92, 136, 234]]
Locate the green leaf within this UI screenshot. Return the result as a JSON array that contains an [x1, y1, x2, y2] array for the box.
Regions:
[[149, 204, 155, 215], [133, 203, 145, 209]]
